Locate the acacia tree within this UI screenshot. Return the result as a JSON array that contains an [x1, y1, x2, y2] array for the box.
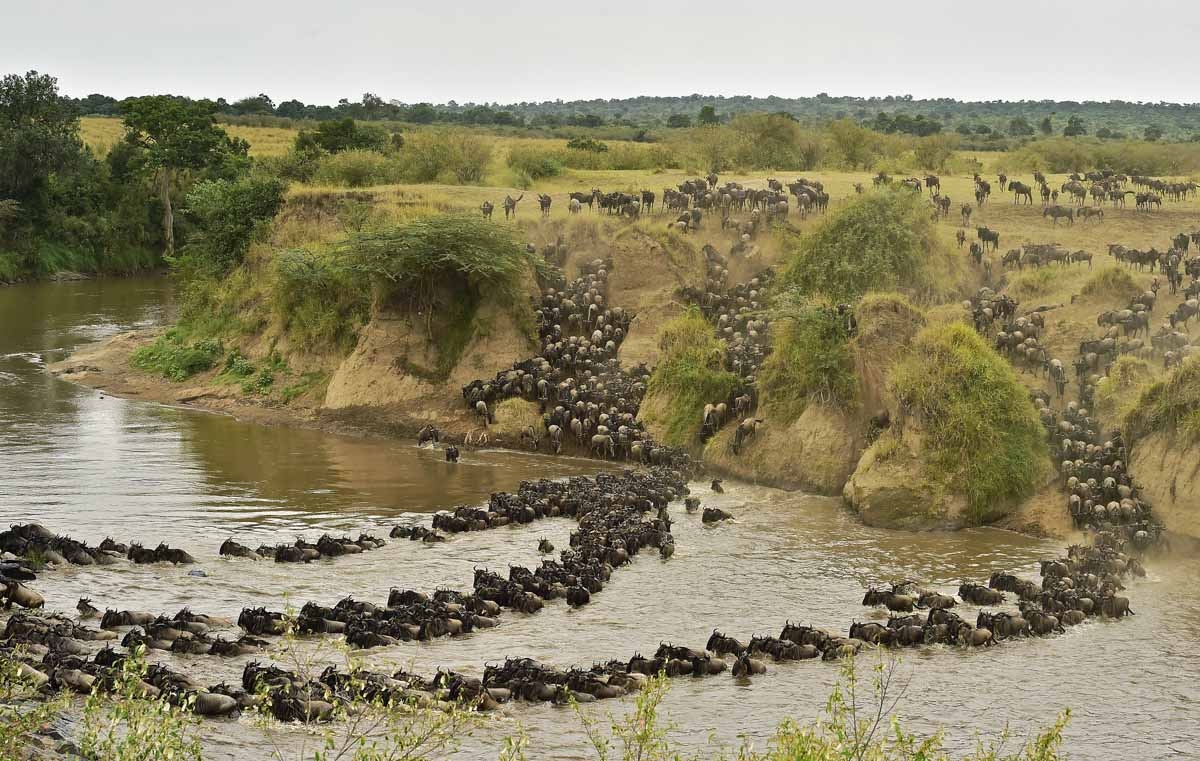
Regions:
[[119, 96, 239, 255]]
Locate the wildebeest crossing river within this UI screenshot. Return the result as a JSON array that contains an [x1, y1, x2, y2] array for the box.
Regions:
[[1, 278, 1198, 759]]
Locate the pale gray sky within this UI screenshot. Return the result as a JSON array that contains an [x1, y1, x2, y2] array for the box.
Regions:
[[4, 0, 1197, 104]]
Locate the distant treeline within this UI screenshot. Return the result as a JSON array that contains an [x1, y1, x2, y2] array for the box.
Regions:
[[70, 91, 1200, 142]]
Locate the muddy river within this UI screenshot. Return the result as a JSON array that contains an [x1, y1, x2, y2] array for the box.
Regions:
[[1, 278, 1198, 759]]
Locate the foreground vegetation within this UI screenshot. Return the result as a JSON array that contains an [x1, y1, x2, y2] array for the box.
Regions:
[[2, 648, 1069, 761]]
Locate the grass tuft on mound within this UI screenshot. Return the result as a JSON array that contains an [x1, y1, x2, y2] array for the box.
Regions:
[[131, 330, 223, 382], [1094, 355, 1156, 422], [759, 298, 857, 424], [890, 322, 1047, 524], [778, 189, 958, 303], [643, 309, 742, 448], [1124, 356, 1200, 445], [1080, 265, 1142, 302]]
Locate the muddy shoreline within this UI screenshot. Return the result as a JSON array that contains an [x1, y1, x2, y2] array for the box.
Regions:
[[49, 327, 1080, 542]]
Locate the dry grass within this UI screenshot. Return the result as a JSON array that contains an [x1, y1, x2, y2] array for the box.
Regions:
[[80, 116, 297, 157]]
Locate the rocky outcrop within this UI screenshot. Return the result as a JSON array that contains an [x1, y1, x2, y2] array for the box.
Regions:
[[704, 404, 858, 495], [841, 429, 966, 530]]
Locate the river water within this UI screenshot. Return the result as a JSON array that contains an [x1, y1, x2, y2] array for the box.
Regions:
[[1, 278, 1198, 760]]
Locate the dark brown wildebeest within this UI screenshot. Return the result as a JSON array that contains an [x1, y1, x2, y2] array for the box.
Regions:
[[1009, 181, 1034, 205], [503, 194, 523, 220], [956, 229, 967, 248], [1078, 207, 1104, 224], [925, 174, 941, 195], [537, 194, 552, 217], [961, 203, 972, 226], [1043, 205, 1074, 225], [480, 201, 494, 220], [977, 226, 1000, 251]]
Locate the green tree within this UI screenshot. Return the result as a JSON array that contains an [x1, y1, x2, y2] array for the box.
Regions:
[[666, 113, 692, 128], [1039, 116, 1054, 135], [826, 118, 878, 169], [913, 133, 958, 171], [0, 70, 83, 222], [230, 93, 274, 115], [697, 105, 719, 125], [1143, 125, 1164, 142], [1063, 115, 1087, 136], [120, 95, 242, 256], [1007, 117, 1035, 137], [182, 176, 285, 273]]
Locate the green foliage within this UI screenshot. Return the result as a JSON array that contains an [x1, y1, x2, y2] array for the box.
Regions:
[[0, 652, 69, 759], [506, 143, 564, 179], [1080, 265, 1141, 301], [395, 128, 492, 184], [295, 117, 392, 154], [827, 118, 879, 169], [891, 323, 1047, 523], [697, 105, 719, 125], [79, 647, 203, 760], [130, 329, 223, 381], [271, 247, 370, 352], [1063, 115, 1087, 137], [759, 300, 857, 422], [120, 95, 239, 173], [912, 133, 959, 171], [733, 113, 826, 170], [644, 309, 742, 447], [560, 655, 1070, 761], [1009, 137, 1200, 175], [181, 175, 285, 273], [1125, 356, 1200, 444], [1007, 268, 1059, 300], [0, 70, 82, 220], [341, 213, 539, 309], [312, 149, 404, 187], [779, 189, 954, 303], [566, 136, 609, 152]]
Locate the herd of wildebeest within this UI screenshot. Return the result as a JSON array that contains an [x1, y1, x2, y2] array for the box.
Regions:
[[1, 165, 1195, 733]]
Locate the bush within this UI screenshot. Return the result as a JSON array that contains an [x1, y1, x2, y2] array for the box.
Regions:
[[130, 330, 223, 381], [1009, 136, 1200, 175], [1125, 356, 1200, 444], [890, 323, 1047, 523], [779, 189, 957, 303], [181, 176, 286, 273], [312, 149, 404, 188], [1081, 265, 1142, 301], [272, 247, 371, 351], [759, 300, 857, 422], [643, 309, 742, 447], [506, 144, 563, 179], [397, 128, 492, 184], [732, 113, 826, 170], [294, 117, 392, 154], [1008, 268, 1060, 300]]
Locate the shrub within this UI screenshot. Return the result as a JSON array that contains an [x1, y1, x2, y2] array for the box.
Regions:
[[294, 117, 392, 154], [1125, 356, 1200, 444], [890, 323, 1047, 523], [312, 149, 404, 188], [643, 309, 742, 447], [779, 189, 957, 303], [1081, 265, 1141, 301], [341, 213, 539, 309], [130, 330, 223, 381], [759, 299, 857, 422], [181, 176, 286, 273], [732, 113, 826, 170], [397, 128, 492, 184], [506, 144, 563, 179], [272, 247, 371, 351]]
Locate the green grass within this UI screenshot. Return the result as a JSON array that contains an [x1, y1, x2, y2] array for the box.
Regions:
[[1095, 355, 1156, 422], [130, 330, 223, 381], [1125, 356, 1200, 444], [759, 299, 857, 422], [778, 189, 959, 303], [1007, 268, 1060, 300], [643, 309, 742, 448], [890, 322, 1047, 524]]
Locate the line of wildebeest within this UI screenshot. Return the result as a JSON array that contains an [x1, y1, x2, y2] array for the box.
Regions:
[[0, 449, 1149, 722]]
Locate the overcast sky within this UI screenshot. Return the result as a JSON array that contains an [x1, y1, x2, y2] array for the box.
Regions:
[[4, 1, 1197, 105]]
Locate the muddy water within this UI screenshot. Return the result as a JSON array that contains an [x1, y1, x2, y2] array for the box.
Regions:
[[2, 279, 1199, 760]]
